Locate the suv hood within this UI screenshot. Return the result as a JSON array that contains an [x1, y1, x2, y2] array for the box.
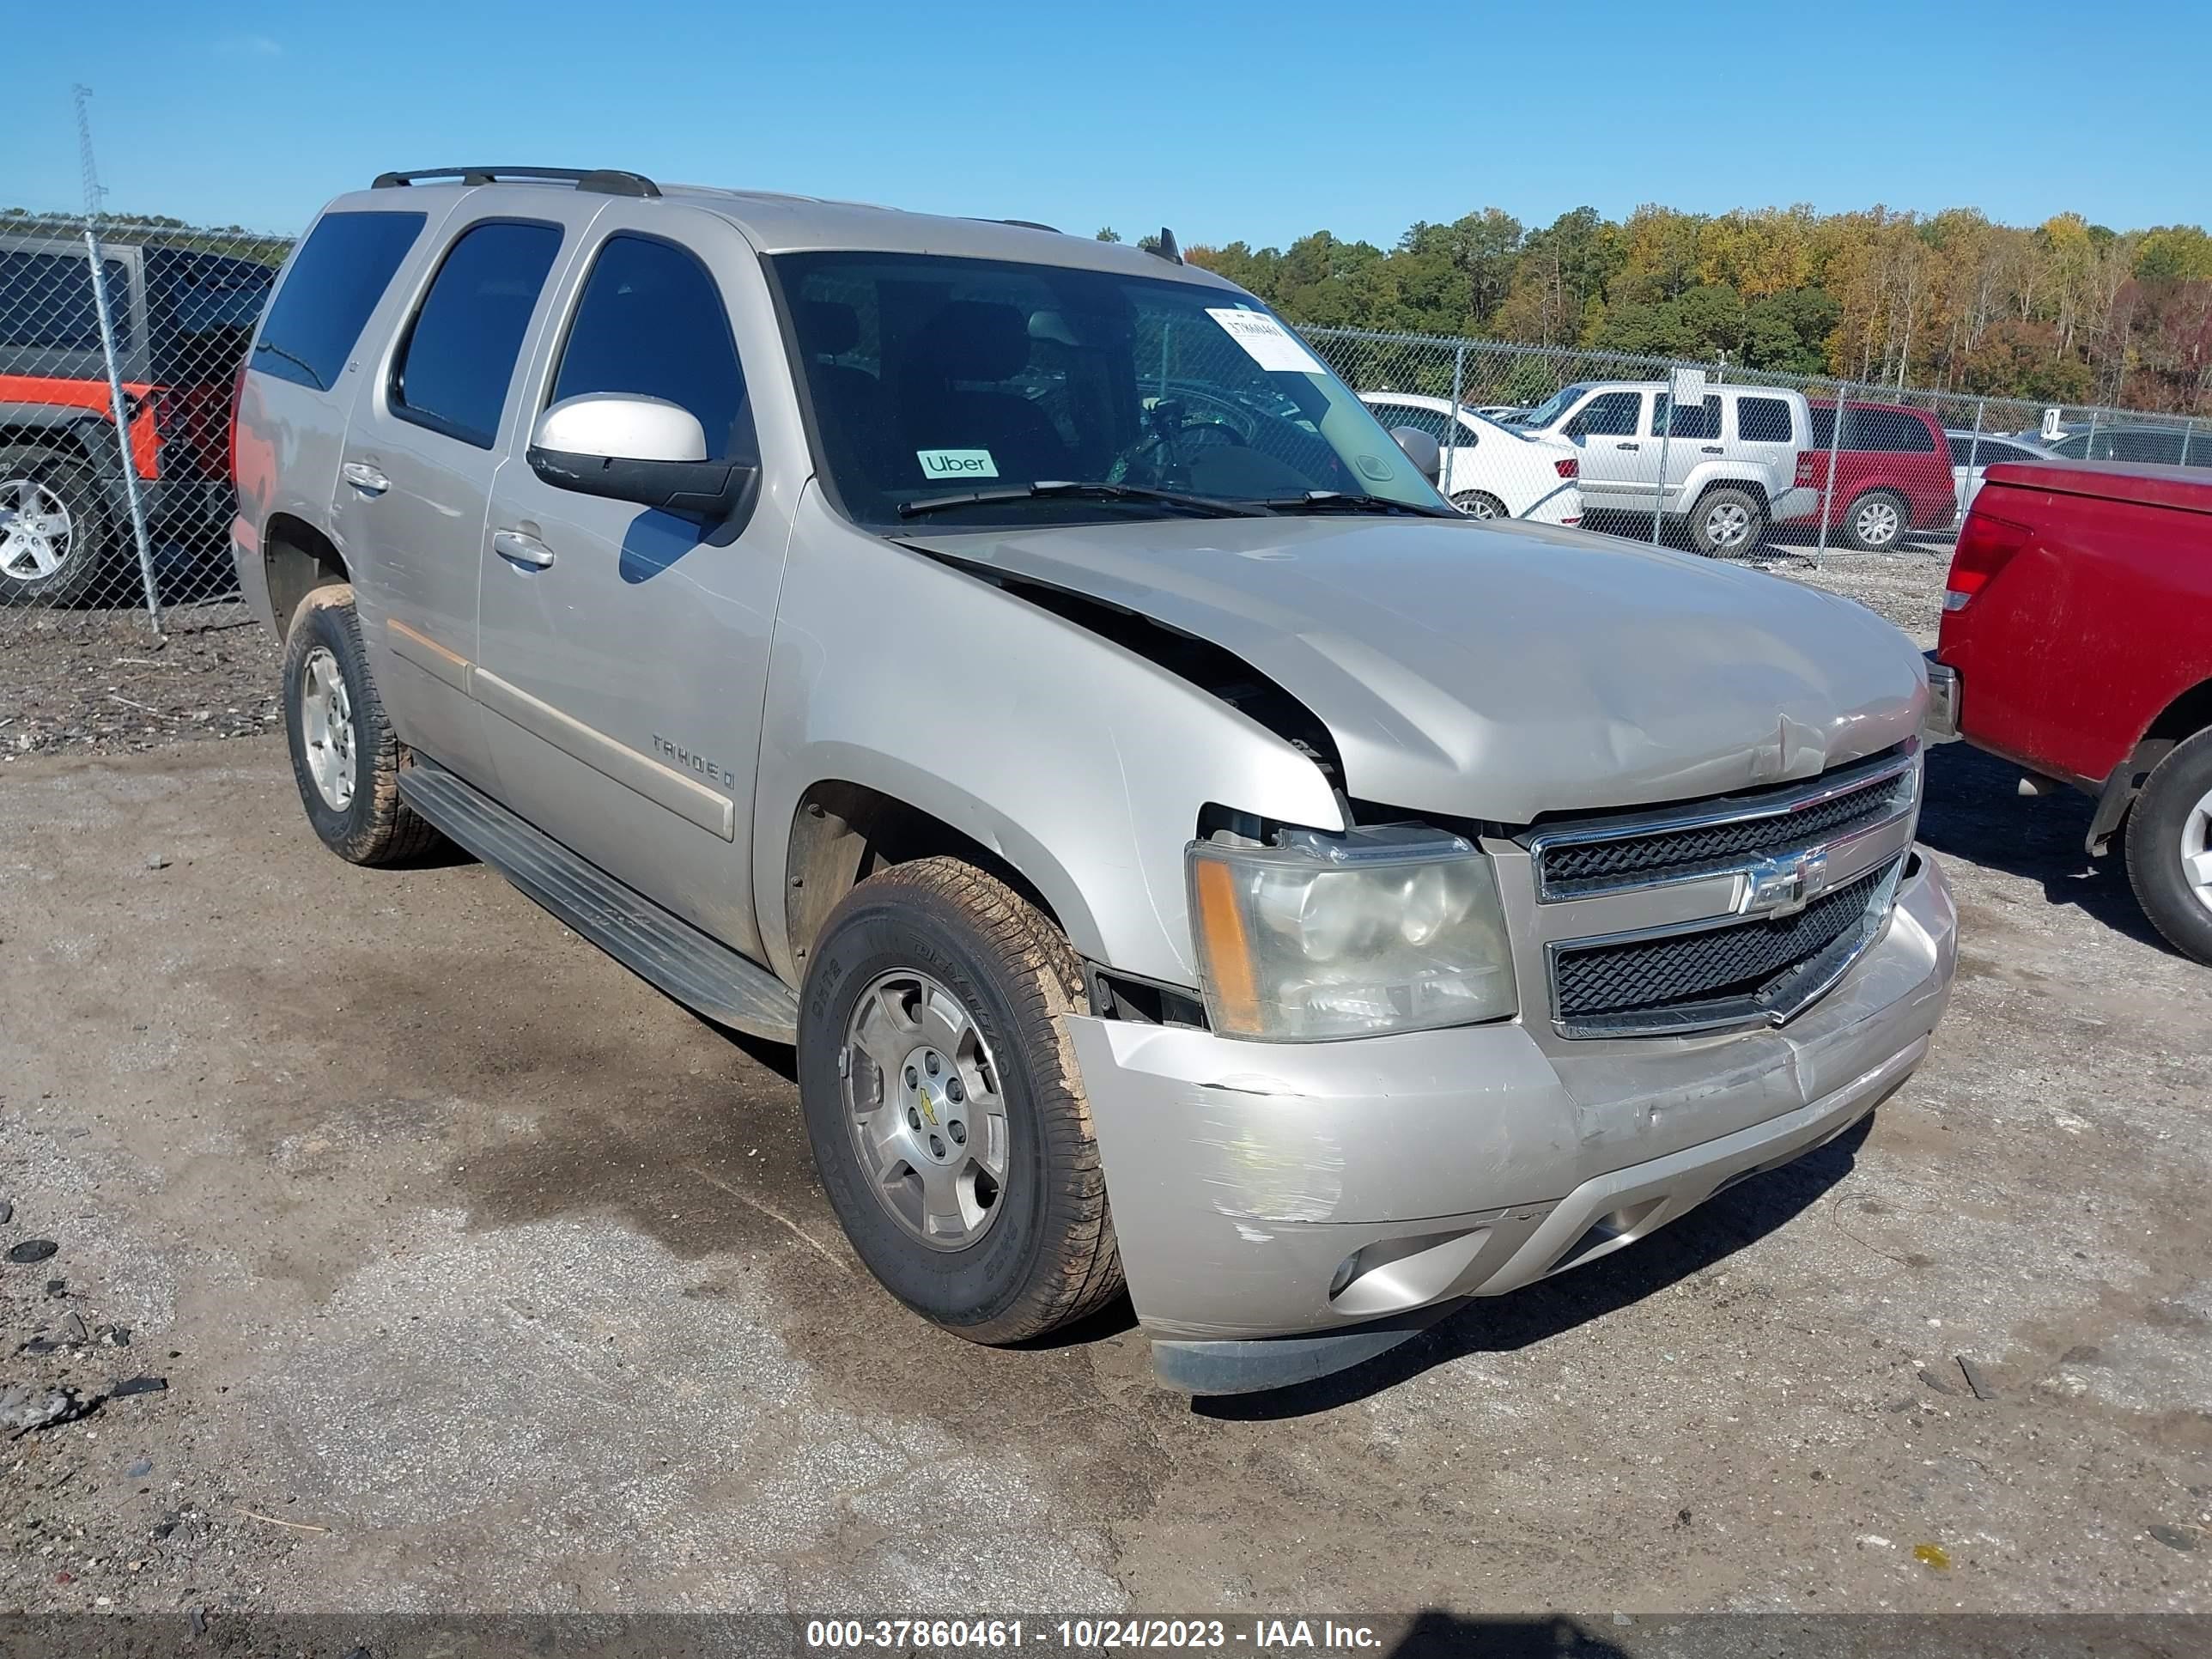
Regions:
[[902, 515, 1925, 823]]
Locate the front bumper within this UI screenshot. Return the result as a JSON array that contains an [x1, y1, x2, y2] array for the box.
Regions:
[[1069, 849, 1955, 1392]]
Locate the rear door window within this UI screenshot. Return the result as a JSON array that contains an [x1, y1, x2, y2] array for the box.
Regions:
[[1653, 395, 1721, 440], [392, 221, 562, 447], [254, 211, 424, 392]]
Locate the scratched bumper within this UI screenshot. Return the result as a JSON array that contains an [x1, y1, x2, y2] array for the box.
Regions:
[[1068, 851, 1954, 1389]]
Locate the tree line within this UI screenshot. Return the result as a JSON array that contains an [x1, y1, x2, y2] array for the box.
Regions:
[[1109, 205, 2212, 414]]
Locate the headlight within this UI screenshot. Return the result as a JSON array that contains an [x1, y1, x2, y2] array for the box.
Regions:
[[1187, 824, 1517, 1042]]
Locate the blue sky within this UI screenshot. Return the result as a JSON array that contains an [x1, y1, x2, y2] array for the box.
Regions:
[[11, 0, 2207, 243]]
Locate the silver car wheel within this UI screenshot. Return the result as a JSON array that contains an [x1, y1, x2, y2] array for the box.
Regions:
[[2184, 786, 2212, 921], [1455, 492, 1503, 520], [842, 969, 1010, 1251], [1705, 501, 1752, 548], [299, 646, 358, 811], [1853, 497, 1903, 547], [0, 477, 73, 580]]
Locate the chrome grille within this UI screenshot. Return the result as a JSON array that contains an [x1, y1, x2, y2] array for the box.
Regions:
[[1549, 857, 1902, 1037], [1530, 747, 1917, 901]]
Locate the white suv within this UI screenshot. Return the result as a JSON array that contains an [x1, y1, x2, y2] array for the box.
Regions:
[[1504, 380, 1816, 554]]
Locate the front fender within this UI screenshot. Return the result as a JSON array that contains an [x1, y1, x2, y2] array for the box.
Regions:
[[751, 486, 1346, 987]]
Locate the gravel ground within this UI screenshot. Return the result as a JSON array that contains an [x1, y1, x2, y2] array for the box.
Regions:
[[0, 604, 280, 765], [3, 562, 2207, 1642]]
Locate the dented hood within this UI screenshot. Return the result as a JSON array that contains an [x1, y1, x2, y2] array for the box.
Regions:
[[902, 514, 1927, 823]]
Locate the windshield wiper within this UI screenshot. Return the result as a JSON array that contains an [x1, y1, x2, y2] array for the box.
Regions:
[[1250, 491, 1458, 519], [896, 481, 1264, 520]]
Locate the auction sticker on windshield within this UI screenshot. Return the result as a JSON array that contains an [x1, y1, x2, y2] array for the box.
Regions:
[[917, 448, 1000, 480], [1206, 307, 1325, 375]]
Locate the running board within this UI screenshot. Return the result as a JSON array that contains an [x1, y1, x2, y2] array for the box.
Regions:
[[397, 757, 799, 1043]]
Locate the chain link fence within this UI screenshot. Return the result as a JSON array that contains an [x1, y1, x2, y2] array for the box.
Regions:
[[2, 212, 286, 624], [1303, 322, 2208, 560], [5, 207, 2209, 631]]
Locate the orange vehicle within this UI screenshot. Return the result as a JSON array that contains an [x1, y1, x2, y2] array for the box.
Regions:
[[1, 229, 272, 604]]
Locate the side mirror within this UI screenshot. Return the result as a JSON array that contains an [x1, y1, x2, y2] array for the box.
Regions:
[[1389, 425, 1442, 483], [526, 393, 756, 519]]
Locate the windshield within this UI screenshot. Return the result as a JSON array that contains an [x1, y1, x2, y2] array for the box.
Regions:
[[771, 251, 1448, 526], [1510, 383, 1591, 430]]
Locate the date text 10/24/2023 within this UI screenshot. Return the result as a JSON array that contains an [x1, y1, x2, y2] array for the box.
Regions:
[[804, 1620, 1386, 1650]]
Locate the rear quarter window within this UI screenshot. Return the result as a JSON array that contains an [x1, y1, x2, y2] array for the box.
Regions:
[[1810, 407, 1937, 453], [253, 210, 426, 392], [1736, 397, 1795, 444], [0, 249, 131, 352]]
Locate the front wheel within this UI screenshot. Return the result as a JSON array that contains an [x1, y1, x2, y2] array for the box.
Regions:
[[2124, 727, 2212, 964], [1691, 487, 1765, 556], [797, 858, 1123, 1343], [1453, 491, 1508, 520]]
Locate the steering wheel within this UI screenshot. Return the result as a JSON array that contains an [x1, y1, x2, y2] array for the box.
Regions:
[[1121, 406, 1249, 488]]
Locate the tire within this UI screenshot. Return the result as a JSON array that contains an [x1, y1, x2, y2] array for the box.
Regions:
[[1453, 490, 1509, 520], [281, 584, 445, 866], [0, 447, 113, 607], [797, 857, 1123, 1344], [1842, 489, 1909, 551], [1690, 486, 1765, 556], [2124, 726, 2212, 965]]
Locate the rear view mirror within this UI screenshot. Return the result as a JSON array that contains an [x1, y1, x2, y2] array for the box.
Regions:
[[527, 393, 756, 520], [1389, 425, 1442, 483]]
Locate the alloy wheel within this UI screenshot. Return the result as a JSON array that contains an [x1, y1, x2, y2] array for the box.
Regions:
[[0, 477, 74, 581], [1705, 501, 1752, 548], [840, 969, 1011, 1250], [2184, 785, 2212, 921], [1854, 497, 1903, 547], [299, 646, 358, 811]]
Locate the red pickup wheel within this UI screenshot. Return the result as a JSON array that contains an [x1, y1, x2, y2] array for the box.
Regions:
[[2124, 728, 2212, 965]]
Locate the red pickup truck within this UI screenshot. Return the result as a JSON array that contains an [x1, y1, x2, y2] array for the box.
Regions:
[[1928, 459, 2212, 961]]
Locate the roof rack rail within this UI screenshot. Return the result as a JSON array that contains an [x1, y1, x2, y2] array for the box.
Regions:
[[370, 167, 661, 198]]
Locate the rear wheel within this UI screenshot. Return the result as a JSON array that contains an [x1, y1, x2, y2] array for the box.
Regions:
[[1453, 490, 1508, 520], [0, 448, 112, 607], [797, 857, 1123, 1344], [2124, 728, 2212, 964], [1690, 487, 1765, 556], [1842, 489, 1908, 551]]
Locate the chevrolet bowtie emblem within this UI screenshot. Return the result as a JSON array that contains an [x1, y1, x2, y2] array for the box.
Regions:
[[1738, 848, 1831, 918]]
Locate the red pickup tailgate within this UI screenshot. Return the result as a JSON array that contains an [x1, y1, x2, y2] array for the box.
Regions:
[[1937, 460, 2212, 786]]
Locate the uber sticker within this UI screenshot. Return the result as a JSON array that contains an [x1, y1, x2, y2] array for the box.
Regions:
[[1206, 307, 1325, 375], [916, 447, 1000, 480]]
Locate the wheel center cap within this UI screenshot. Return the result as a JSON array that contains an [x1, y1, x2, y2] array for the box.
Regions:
[[902, 1045, 968, 1163]]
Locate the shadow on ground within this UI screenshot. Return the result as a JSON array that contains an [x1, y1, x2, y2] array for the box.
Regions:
[[1917, 740, 2167, 952]]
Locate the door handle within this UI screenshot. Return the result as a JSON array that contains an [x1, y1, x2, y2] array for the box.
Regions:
[[1615, 441, 1640, 451], [1700, 445, 1724, 454], [342, 461, 389, 494], [493, 529, 556, 570]]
